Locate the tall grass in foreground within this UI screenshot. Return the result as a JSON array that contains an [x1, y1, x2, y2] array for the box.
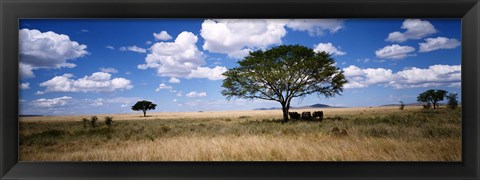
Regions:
[[19, 107, 461, 161]]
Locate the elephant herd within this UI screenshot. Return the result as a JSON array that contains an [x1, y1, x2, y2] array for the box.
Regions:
[[288, 111, 323, 121]]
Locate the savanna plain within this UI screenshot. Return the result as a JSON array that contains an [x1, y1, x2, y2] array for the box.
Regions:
[[19, 106, 461, 161]]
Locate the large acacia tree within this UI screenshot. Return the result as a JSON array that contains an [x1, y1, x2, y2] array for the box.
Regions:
[[417, 89, 448, 109], [131, 100, 157, 117], [221, 45, 347, 122]]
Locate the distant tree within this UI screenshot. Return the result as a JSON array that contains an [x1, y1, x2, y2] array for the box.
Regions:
[[90, 116, 98, 127], [399, 101, 405, 110], [221, 45, 347, 122], [104, 116, 114, 127], [417, 90, 433, 108], [131, 100, 157, 117], [446, 93, 459, 109], [432, 90, 448, 109], [82, 118, 89, 128], [417, 89, 448, 109]]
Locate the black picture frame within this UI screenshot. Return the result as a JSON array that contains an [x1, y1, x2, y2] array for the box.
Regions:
[[1, 0, 479, 179]]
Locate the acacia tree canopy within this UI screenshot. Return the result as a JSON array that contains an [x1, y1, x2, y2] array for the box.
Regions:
[[131, 100, 157, 117], [417, 89, 448, 109], [221, 45, 347, 122]]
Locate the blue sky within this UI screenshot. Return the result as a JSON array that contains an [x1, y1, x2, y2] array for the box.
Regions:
[[18, 19, 461, 115]]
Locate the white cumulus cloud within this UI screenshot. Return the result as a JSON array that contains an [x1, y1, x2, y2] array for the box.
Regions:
[[99, 67, 118, 74], [91, 98, 104, 106], [169, 77, 181, 83], [391, 64, 461, 89], [19, 63, 35, 78], [139, 31, 228, 81], [186, 91, 207, 97], [375, 44, 416, 59], [200, 19, 345, 58], [313, 43, 346, 56], [19, 29, 88, 78], [139, 31, 204, 76], [386, 19, 437, 42], [342, 64, 461, 89], [153, 31, 173, 41], [120, 46, 146, 53], [187, 66, 227, 80], [40, 72, 133, 93], [155, 83, 172, 91], [200, 19, 287, 58], [343, 65, 393, 89], [285, 19, 344, 36], [20, 82, 30, 90], [33, 96, 72, 108], [419, 37, 461, 52]]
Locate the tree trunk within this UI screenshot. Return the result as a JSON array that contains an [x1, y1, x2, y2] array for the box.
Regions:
[[143, 110, 146, 117], [281, 103, 289, 122]]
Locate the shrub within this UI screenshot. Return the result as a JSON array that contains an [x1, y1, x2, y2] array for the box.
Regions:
[[146, 134, 155, 141], [331, 127, 348, 136], [447, 93, 458, 109], [399, 101, 405, 110], [423, 126, 460, 138], [366, 128, 389, 137], [90, 116, 98, 127], [105, 116, 113, 127], [160, 125, 171, 133], [82, 118, 89, 128], [22, 130, 67, 146]]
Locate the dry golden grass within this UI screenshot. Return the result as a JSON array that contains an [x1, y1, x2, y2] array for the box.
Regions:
[[19, 106, 461, 161], [20, 135, 460, 161]]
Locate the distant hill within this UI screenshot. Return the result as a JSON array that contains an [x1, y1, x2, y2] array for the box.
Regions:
[[19, 114, 44, 117], [254, 103, 338, 110], [307, 103, 334, 108], [253, 107, 281, 110], [380, 102, 447, 107], [254, 102, 458, 110]]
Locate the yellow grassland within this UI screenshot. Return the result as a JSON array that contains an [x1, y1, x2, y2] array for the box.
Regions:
[[19, 106, 461, 161]]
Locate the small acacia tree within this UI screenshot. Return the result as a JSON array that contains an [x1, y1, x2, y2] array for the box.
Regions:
[[104, 116, 114, 127], [399, 101, 405, 110], [131, 100, 157, 117], [90, 116, 98, 128], [446, 93, 459, 109], [417, 89, 448, 109], [82, 118, 89, 128], [221, 45, 347, 122]]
